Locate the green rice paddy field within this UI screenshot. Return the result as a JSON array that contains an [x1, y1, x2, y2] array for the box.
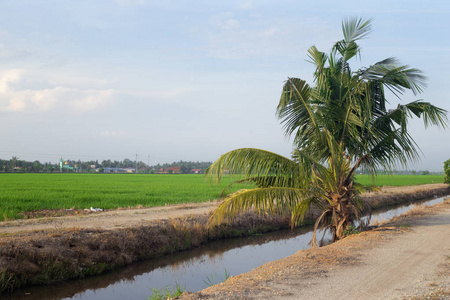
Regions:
[[0, 173, 445, 220]]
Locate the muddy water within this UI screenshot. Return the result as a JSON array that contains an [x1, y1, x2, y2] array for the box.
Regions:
[[7, 196, 448, 300]]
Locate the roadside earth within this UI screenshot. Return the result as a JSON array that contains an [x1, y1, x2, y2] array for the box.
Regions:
[[0, 201, 221, 234], [178, 195, 450, 299]]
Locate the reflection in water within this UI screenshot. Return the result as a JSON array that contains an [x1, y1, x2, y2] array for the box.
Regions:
[[7, 196, 447, 300], [368, 196, 445, 224], [8, 227, 315, 300]]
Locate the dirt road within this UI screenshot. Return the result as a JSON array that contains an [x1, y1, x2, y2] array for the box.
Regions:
[[1, 183, 447, 235], [180, 200, 450, 299], [0, 201, 220, 234]]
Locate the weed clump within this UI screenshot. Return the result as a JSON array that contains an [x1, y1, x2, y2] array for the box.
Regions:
[[149, 284, 184, 300]]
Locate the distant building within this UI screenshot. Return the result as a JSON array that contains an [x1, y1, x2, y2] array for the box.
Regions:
[[59, 157, 79, 172], [122, 168, 136, 173], [191, 169, 202, 174], [165, 167, 181, 173], [98, 167, 136, 173], [102, 167, 124, 173]]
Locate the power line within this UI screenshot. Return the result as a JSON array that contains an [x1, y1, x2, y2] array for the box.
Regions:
[[0, 151, 137, 159]]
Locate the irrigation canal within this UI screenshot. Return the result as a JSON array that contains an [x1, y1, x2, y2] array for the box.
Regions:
[[7, 195, 448, 300]]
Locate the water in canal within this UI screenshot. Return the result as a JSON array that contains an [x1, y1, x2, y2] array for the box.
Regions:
[[7, 196, 448, 300]]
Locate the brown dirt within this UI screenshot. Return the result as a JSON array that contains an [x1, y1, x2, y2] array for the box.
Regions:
[[178, 189, 450, 300], [0, 201, 221, 234]]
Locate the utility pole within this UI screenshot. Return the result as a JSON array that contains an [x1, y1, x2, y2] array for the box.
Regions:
[[135, 152, 138, 174]]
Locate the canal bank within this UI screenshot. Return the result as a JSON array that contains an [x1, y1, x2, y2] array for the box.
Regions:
[[1, 184, 449, 296]]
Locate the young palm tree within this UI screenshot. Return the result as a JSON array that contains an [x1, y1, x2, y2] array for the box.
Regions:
[[206, 18, 447, 245]]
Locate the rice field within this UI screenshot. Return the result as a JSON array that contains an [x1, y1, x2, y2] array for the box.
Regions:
[[0, 173, 445, 220], [355, 174, 444, 186], [0, 173, 253, 220]]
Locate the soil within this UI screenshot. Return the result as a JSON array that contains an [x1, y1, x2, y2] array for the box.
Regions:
[[178, 187, 450, 300], [1, 183, 449, 299], [0, 201, 221, 234]]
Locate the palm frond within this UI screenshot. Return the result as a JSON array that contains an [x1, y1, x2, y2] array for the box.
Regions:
[[205, 148, 302, 188], [405, 101, 448, 128], [360, 58, 427, 96], [208, 187, 317, 227], [342, 17, 372, 43], [306, 46, 327, 72], [333, 17, 372, 62], [278, 77, 317, 139], [311, 208, 333, 247]]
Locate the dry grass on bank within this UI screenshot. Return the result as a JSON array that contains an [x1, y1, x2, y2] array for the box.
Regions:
[[0, 212, 291, 294]]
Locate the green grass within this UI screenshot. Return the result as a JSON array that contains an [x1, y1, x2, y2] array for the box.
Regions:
[[0, 173, 253, 220], [355, 174, 444, 186], [148, 284, 184, 300], [0, 173, 445, 221]]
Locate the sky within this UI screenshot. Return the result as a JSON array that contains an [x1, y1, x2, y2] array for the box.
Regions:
[[0, 0, 449, 171]]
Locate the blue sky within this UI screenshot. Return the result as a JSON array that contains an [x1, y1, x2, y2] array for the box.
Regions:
[[0, 1, 449, 171]]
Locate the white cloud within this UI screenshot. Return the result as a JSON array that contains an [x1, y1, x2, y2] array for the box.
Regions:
[[70, 89, 115, 113], [31, 87, 64, 110], [4, 98, 26, 112], [0, 69, 116, 113], [0, 69, 22, 93], [0, 69, 29, 112]]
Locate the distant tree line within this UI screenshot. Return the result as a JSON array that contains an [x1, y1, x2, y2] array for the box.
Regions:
[[0, 157, 441, 175], [0, 157, 212, 174], [0, 157, 57, 173], [357, 169, 442, 176], [148, 160, 212, 174]]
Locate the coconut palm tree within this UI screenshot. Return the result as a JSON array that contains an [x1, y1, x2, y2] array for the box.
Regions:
[[206, 18, 447, 245]]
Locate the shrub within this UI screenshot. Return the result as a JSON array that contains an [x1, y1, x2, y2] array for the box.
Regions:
[[444, 159, 450, 184]]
